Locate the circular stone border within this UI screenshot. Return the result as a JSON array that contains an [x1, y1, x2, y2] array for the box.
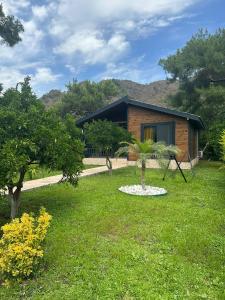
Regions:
[[118, 185, 167, 196]]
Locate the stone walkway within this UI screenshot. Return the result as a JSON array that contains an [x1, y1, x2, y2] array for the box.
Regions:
[[22, 162, 127, 192]]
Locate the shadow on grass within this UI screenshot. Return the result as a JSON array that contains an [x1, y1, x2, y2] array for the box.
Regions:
[[0, 183, 80, 226]]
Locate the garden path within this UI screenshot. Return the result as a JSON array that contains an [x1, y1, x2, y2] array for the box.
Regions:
[[22, 162, 127, 192]]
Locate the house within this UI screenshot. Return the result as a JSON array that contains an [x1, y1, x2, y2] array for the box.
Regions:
[[77, 96, 204, 168]]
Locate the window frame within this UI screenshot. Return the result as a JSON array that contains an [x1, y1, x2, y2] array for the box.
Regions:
[[141, 121, 176, 145]]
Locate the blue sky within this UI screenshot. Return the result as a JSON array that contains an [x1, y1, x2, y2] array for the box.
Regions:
[[1, 0, 225, 96]]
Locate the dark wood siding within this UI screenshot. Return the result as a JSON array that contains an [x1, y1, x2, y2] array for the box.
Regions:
[[189, 124, 198, 159]]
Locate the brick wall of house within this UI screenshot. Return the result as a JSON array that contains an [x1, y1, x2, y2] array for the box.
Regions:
[[127, 105, 190, 161]]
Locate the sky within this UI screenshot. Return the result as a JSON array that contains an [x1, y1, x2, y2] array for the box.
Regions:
[[0, 0, 225, 96]]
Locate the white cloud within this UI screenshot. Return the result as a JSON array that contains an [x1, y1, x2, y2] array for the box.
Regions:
[[51, 0, 198, 27], [49, 0, 200, 66], [65, 65, 76, 73], [54, 30, 104, 56], [22, 20, 44, 53], [49, 0, 200, 36], [0, 66, 61, 96], [54, 31, 129, 64], [0, 66, 25, 90], [32, 5, 48, 20], [0, 0, 201, 95], [1, 0, 30, 14], [32, 68, 61, 86], [0, 2, 59, 95], [0, 19, 44, 64]]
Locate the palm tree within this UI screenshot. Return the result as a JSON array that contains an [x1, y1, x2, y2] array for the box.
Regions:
[[116, 139, 179, 190]]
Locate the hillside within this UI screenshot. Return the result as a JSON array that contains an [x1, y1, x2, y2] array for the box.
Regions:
[[40, 80, 179, 108], [40, 89, 64, 107], [114, 79, 179, 107]]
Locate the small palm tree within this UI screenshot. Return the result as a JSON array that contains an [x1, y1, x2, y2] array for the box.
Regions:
[[116, 139, 179, 190]]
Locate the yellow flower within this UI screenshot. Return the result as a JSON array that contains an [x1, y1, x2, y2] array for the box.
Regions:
[[0, 208, 52, 284]]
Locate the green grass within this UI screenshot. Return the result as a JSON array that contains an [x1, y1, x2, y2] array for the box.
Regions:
[[24, 164, 102, 181], [84, 164, 102, 169], [0, 161, 225, 299]]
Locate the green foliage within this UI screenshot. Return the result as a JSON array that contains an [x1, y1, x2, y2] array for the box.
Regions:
[[59, 80, 120, 118], [25, 165, 60, 181], [0, 162, 224, 298], [220, 130, 225, 164], [84, 120, 132, 173], [84, 120, 132, 154], [40, 89, 63, 107], [117, 139, 179, 159], [0, 208, 52, 284], [116, 139, 179, 188], [200, 120, 225, 160], [0, 77, 84, 218], [159, 29, 225, 160], [159, 29, 225, 84], [0, 4, 24, 47]]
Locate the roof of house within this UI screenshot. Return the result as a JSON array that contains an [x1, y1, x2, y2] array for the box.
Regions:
[[76, 96, 205, 129]]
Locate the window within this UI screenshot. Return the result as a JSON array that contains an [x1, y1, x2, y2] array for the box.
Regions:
[[144, 126, 156, 141], [141, 122, 175, 145]]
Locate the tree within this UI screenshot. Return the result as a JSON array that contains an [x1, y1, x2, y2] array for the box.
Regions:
[[83, 120, 132, 175], [40, 89, 64, 107], [0, 77, 84, 219], [116, 139, 179, 189], [0, 4, 24, 47], [59, 80, 120, 118], [220, 130, 225, 168], [159, 29, 225, 160]]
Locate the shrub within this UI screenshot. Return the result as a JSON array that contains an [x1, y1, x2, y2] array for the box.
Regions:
[[220, 130, 225, 162], [0, 208, 52, 285], [84, 120, 132, 175], [219, 130, 225, 169]]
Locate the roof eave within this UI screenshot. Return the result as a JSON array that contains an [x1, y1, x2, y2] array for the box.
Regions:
[[76, 96, 205, 129], [76, 96, 129, 126]]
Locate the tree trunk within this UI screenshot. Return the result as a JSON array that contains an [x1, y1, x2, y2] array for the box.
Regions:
[[10, 197, 19, 219], [8, 167, 25, 219], [106, 156, 112, 175], [141, 160, 146, 190], [8, 188, 21, 219]]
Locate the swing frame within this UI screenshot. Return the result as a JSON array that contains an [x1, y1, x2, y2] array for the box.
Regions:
[[162, 152, 195, 183]]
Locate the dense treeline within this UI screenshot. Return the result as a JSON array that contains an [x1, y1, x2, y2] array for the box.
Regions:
[[160, 29, 225, 160], [56, 80, 121, 118]]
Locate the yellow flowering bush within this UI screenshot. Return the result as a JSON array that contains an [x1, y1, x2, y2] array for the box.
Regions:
[[0, 207, 52, 284]]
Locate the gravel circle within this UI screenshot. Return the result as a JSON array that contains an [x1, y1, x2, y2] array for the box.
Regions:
[[118, 185, 167, 196]]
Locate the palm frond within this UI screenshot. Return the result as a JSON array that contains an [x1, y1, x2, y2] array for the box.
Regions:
[[115, 146, 129, 157], [116, 138, 180, 168]]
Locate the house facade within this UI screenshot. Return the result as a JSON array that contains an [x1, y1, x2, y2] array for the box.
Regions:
[[77, 96, 204, 167]]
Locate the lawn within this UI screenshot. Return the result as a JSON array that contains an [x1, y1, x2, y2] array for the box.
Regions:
[[0, 161, 224, 299]]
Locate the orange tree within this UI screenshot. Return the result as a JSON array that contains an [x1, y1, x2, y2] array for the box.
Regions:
[[0, 77, 84, 218], [83, 120, 132, 175]]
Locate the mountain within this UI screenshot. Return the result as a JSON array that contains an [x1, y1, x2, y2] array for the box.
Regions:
[[40, 89, 64, 107], [40, 80, 179, 108], [114, 79, 179, 107]]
